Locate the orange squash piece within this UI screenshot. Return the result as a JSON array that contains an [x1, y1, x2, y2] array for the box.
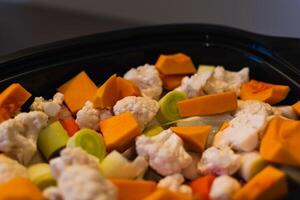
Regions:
[[112, 179, 156, 200], [160, 74, 185, 90], [58, 71, 97, 113], [234, 166, 287, 200], [178, 91, 238, 117], [219, 121, 230, 131], [260, 116, 300, 167], [190, 175, 216, 200], [99, 112, 141, 152], [292, 101, 300, 116], [0, 83, 31, 122], [240, 80, 290, 105], [171, 126, 211, 153], [117, 77, 141, 98], [155, 53, 196, 75], [0, 178, 44, 200], [144, 189, 193, 200]]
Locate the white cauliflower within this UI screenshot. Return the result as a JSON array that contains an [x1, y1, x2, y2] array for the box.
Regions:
[[177, 71, 213, 98], [236, 100, 279, 117], [158, 173, 192, 195], [113, 96, 159, 130], [209, 175, 241, 200], [204, 66, 249, 96], [31, 93, 64, 117], [124, 64, 162, 99], [44, 187, 63, 200], [49, 147, 100, 179], [0, 111, 48, 165], [0, 154, 28, 184], [198, 146, 240, 175], [75, 101, 101, 131], [136, 129, 192, 176], [275, 106, 298, 120], [182, 152, 201, 180]]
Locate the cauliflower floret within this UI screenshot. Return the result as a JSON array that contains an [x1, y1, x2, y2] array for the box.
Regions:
[[0, 154, 28, 184], [182, 152, 201, 180], [0, 111, 48, 165], [209, 175, 241, 200], [49, 147, 100, 179], [44, 187, 63, 200], [136, 129, 192, 176], [113, 96, 159, 130], [236, 100, 279, 117], [31, 93, 64, 117], [158, 173, 192, 195], [198, 146, 240, 175], [75, 101, 101, 131], [177, 71, 213, 98], [124, 64, 162, 99], [204, 66, 249, 96]]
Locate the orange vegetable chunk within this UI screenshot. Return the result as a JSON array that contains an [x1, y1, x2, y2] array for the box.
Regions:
[[93, 74, 120, 109], [99, 112, 141, 152], [0, 83, 31, 122], [144, 188, 192, 200], [178, 91, 238, 117], [155, 53, 196, 75], [240, 80, 290, 105], [171, 125, 211, 153], [234, 166, 287, 200], [112, 179, 156, 200], [190, 175, 216, 200], [61, 119, 80, 136], [292, 101, 300, 116], [260, 116, 300, 167], [0, 178, 44, 200], [117, 77, 141, 98], [160, 74, 185, 90], [58, 71, 97, 113]]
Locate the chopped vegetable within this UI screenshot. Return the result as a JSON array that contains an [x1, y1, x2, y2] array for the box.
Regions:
[[144, 188, 192, 200], [239, 152, 267, 181], [28, 163, 56, 190], [144, 125, 164, 137], [190, 175, 216, 200], [61, 118, 80, 136], [67, 128, 106, 160], [160, 74, 185, 90], [117, 77, 141, 98], [197, 65, 216, 74], [292, 101, 300, 116]]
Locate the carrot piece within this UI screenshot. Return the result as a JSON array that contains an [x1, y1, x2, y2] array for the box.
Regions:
[[111, 179, 156, 200], [144, 189, 193, 200], [58, 71, 97, 113], [292, 101, 300, 116], [171, 126, 211, 153], [61, 119, 80, 136], [240, 80, 290, 105], [190, 175, 216, 200], [117, 77, 141, 98], [155, 53, 196, 75], [260, 116, 300, 167], [93, 74, 120, 109], [0, 83, 31, 122], [160, 74, 185, 90], [234, 166, 287, 200], [0, 178, 44, 200], [178, 91, 238, 117], [99, 112, 141, 152]]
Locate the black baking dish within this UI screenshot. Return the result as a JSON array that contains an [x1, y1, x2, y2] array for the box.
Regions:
[[0, 24, 299, 199]]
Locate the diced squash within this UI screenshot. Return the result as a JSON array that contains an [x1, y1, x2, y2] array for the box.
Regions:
[[178, 91, 238, 117], [117, 77, 141, 98], [0, 178, 44, 200], [234, 166, 287, 200], [260, 116, 300, 167], [155, 53, 196, 75], [0, 83, 31, 122], [111, 179, 156, 200], [292, 101, 300, 116], [190, 175, 216, 200], [160, 74, 185, 90], [61, 119, 80, 136], [144, 189, 192, 200], [240, 80, 290, 105], [99, 112, 141, 152], [93, 74, 120, 109], [171, 126, 211, 153], [58, 71, 97, 113]]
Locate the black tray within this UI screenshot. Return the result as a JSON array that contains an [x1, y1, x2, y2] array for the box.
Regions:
[[0, 24, 299, 199]]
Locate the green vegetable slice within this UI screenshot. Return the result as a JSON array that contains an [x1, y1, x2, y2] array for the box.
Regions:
[[143, 125, 164, 137], [28, 163, 56, 190]]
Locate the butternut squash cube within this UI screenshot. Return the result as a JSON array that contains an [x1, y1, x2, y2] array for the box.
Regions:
[[160, 74, 185, 90], [117, 77, 141, 98], [144, 189, 192, 200]]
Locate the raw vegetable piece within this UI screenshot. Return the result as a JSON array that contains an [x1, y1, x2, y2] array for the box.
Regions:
[[144, 188, 192, 200], [157, 90, 187, 123], [99, 112, 141, 152], [160, 74, 185, 90], [171, 126, 211, 153], [260, 116, 300, 167], [155, 53, 196, 75], [292, 101, 300, 116], [144, 125, 164, 137], [197, 65, 216, 74], [240, 80, 290, 105], [239, 152, 267, 181], [58, 71, 97, 113], [234, 166, 287, 200], [117, 77, 141, 98], [0, 177, 44, 200], [38, 121, 69, 160], [178, 91, 238, 117], [67, 128, 106, 160], [28, 163, 56, 190], [111, 179, 156, 200], [93, 74, 120, 109], [0, 83, 31, 122], [61, 118, 80, 136], [190, 175, 216, 200]]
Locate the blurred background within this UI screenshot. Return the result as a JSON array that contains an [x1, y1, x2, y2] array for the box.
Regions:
[[1, 0, 300, 55]]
